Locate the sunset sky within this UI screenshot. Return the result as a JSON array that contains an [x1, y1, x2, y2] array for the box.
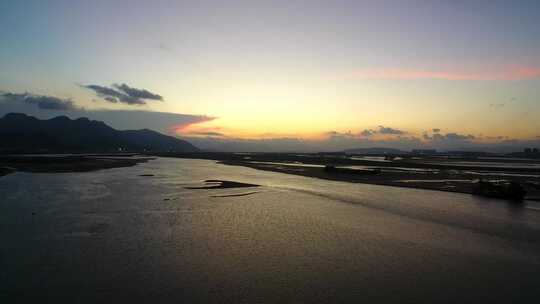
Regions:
[[1, 0, 539, 151]]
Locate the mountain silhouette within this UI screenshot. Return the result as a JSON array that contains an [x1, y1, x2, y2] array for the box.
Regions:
[[0, 113, 199, 153]]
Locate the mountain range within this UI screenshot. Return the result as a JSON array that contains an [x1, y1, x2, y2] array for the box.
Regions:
[[0, 113, 199, 153]]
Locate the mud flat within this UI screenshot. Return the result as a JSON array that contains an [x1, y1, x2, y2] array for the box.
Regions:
[[220, 160, 540, 200], [0, 154, 153, 177]]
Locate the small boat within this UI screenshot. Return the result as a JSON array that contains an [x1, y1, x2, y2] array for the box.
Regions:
[[472, 179, 526, 201], [324, 165, 380, 175]]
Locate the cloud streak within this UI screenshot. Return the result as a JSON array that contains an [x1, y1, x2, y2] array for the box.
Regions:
[[82, 83, 163, 105], [350, 66, 540, 81], [113, 84, 163, 101]]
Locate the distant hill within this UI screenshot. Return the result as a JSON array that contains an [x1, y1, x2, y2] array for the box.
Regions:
[[343, 147, 407, 155], [0, 113, 199, 153]]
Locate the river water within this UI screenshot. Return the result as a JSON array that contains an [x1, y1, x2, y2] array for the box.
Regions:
[[1, 157, 540, 303]]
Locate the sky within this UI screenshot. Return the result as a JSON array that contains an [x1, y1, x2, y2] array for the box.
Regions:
[[1, 0, 540, 152]]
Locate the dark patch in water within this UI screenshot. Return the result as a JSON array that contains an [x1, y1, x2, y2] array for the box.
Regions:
[[186, 180, 260, 189]]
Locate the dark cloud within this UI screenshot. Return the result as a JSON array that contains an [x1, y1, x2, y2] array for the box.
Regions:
[[0, 92, 77, 110], [421, 130, 476, 142], [326, 130, 355, 138], [113, 83, 163, 101], [82, 83, 163, 105], [378, 125, 406, 135], [84, 85, 123, 99], [327, 126, 405, 139], [444, 132, 475, 140], [104, 96, 117, 103], [360, 129, 375, 137], [424, 132, 475, 141]]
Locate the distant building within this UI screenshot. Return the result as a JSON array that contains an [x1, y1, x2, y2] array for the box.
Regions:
[[533, 148, 539, 153], [525, 148, 532, 153]]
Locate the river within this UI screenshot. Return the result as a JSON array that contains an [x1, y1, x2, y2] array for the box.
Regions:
[[1, 157, 540, 303]]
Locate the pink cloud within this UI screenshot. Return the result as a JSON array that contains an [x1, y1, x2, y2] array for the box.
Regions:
[[168, 116, 216, 134], [350, 65, 540, 81]]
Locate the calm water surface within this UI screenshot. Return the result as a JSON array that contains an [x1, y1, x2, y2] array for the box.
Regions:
[[1, 158, 540, 303]]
